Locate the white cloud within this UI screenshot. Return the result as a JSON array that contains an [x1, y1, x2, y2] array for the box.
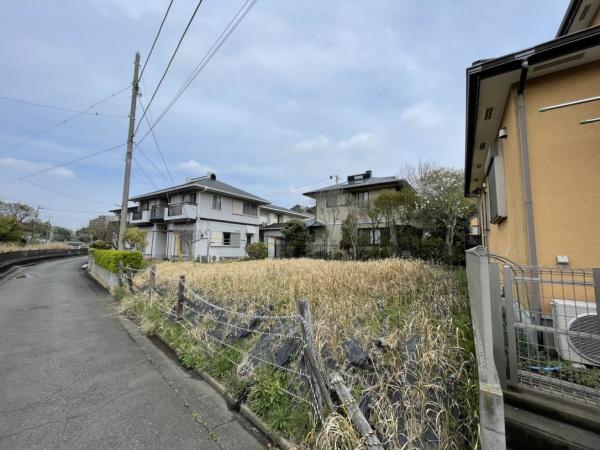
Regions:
[[292, 131, 377, 154], [177, 160, 215, 175], [400, 101, 445, 129], [0, 158, 75, 178]]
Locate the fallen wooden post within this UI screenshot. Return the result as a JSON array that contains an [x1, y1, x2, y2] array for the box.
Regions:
[[330, 371, 383, 450]]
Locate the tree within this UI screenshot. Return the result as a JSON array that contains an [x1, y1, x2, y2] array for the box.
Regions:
[[373, 189, 418, 252], [247, 242, 267, 259], [341, 210, 361, 259], [52, 226, 73, 242], [123, 227, 147, 252], [282, 219, 309, 257], [0, 201, 37, 222], [317, 189, 343, 254], [0, 216, 23, 242], [416, 168, 473, 257]]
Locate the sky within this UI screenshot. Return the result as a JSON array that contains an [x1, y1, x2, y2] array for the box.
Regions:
[[0, 0, 569, 229]]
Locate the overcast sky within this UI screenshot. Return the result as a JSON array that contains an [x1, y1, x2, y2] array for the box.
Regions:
[[0, 0, 568, 228]]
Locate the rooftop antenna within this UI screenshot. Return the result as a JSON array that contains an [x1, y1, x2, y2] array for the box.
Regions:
[[330, 174, 340, 184]]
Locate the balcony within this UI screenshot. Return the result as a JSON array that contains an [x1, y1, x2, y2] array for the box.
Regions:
[[130, 209, 150, 224], [165, 203, 197, 223], [150, 205, 165, 222]]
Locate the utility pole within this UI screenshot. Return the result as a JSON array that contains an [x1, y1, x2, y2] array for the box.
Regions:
[[118, 51, 141, 250]]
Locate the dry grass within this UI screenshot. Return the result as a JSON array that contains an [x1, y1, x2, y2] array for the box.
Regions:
[[132, 258, 478, 448], [0, 242, 70, 253]]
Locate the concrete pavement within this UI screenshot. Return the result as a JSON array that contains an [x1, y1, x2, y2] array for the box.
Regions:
[[0, 257, 266, 449]]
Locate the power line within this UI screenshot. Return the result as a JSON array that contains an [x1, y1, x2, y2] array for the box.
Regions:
[[21, 179, 115, 207], [0, 96, 128, 118], [136, 143, 170, 186], [135, 0, 205, 132], [0, 85, 130, 157], [18, 142, 126, 180], [0, 194, 106, 214], [139, 0, 175, 82], [137, 0, 258, 147], [133, 155, 159, 189], [137, 91, 175, 185]]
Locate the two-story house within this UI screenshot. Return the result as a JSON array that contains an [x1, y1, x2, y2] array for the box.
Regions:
[[123, 173, 269, 261], [465, 2, 600, 269], [258, 205, 314, 258], [303, 170, 412, 252]]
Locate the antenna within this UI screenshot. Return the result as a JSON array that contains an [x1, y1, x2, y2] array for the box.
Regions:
[[329, 175, 340, 184]]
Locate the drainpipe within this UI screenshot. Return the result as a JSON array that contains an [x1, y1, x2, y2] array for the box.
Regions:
[[517, 60, 542, 323]]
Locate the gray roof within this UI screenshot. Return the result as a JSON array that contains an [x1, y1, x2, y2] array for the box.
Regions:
[[129, 176, 269, 204], [303, 176, 410, 196], [260, 204, 313, 218]]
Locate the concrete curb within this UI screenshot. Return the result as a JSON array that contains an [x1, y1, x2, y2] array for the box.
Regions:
[[86, 268, 294, 450]]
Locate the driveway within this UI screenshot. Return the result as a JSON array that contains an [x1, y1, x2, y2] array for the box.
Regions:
[[0, 256, 266, 449]]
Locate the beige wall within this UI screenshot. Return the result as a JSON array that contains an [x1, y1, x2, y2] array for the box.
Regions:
[[592, 9, 600, 26], [484, 61, 600, 268]]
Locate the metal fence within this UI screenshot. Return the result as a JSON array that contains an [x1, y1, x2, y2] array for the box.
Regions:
[[468, 247, 600, 408]]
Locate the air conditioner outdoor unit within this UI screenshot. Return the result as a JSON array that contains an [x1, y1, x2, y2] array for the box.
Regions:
[[551, 299, 600, 367]]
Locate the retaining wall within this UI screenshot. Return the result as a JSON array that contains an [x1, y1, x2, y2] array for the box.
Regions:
[[87, 253, 119, 290], [0, 248, 88, 274]]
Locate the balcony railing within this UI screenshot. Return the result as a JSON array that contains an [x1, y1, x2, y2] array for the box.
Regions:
[[168, 203, 183, 216], [150, 206, 165, 221]]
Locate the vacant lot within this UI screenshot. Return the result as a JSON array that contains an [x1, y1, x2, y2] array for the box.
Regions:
[[124, 258, 478, 449]]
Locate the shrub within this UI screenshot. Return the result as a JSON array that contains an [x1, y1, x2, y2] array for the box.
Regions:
[[123, 227, 147, 252], [247, 242, 267, 259], [89, 240, 112, 249], [92, 249, 145, 273]]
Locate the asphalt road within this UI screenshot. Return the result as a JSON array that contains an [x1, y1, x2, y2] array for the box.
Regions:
[[0, 257, 266, 450]]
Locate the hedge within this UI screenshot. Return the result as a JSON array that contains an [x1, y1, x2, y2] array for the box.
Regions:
[[92, 249, 145, 273]]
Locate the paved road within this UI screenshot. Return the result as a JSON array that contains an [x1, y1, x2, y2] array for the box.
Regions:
[[0, 257, 266, 450]]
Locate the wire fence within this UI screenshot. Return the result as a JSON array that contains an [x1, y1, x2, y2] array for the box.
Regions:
[[487, 255, 600, 406], [117, 264, 385, 448]]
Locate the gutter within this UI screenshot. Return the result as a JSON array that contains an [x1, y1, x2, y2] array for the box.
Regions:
[[516, 61, 542, 322]]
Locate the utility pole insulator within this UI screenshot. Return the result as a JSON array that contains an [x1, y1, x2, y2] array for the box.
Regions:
[[118, 51, 141, 250]]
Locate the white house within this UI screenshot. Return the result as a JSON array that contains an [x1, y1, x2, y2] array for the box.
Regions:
[[116, 173, 313, 261]]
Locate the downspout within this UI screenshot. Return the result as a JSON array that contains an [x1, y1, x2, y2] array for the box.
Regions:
[[517, 60, 542, 323]]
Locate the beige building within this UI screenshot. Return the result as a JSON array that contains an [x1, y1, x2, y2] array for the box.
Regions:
[[464, 3, 600, 269], [303, 170, 412, 249]]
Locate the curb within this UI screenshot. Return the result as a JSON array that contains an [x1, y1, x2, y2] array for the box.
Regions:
[[86, 268, 294, 450]]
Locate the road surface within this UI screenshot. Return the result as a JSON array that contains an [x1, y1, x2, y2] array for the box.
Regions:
[[0, 256, 266, 449]]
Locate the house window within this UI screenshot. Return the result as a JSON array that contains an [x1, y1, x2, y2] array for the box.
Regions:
[[487, 143, 507, 223], [223, 232, 231, 246], [183, 193, 196, 204], [243, 201, 258, 216], [326, 193, 337, 207], [370, 229, 381, 245], [246, 233, 253, 245], [212, 195, 222, 210], [356, 191, 369, 208], [140, 201, 149, 211], [221, 232, 240, 247]]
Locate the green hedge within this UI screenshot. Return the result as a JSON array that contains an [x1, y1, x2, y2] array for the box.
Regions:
[[92, 249, 145, 273]]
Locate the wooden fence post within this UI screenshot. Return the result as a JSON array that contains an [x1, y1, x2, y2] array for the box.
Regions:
[[118, 260, 124, 288], [126, 268, 134, 294], [297, 298, 335, 417], [149, 264, 156, 292], [330, 371, 384, 450], [177, 275, 185, 320]]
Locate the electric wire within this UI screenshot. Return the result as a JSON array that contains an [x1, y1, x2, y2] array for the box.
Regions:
[[136, 0, 258, 147], [18, 142, 126, 180], [0, 96, 128, 118], [133, 155, 159, 189], [137, 91, 175, 186], [135, 0, 204, 133], [0, 85, 130, 157], [20, 179, 115, 207], [139, 0, 175, 82]]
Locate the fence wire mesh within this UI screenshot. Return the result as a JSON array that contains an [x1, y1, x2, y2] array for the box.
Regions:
[[491, 258, 600, 405], [119, 265, 325, 441]]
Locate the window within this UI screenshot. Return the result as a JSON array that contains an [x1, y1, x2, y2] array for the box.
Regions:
[[486, 143, 507, 223], [183, 193, 196, 204], [356, 191, 369, 208], [326, 193, 337, 207], [246, 233, 253, 245], [223, 232, 231, 246], [220, 232, 240, 247], [140, 201, 149, 211], [243, 201, 258, 216], [370, 229, 381, 245], [212, 195, 222, 210]]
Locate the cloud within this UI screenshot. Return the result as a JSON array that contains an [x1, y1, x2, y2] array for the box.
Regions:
[[400, 101, 445, 129], [0, 158, 75, 178], [177, 160, 215, 175], [292, 131, 377, 154]]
